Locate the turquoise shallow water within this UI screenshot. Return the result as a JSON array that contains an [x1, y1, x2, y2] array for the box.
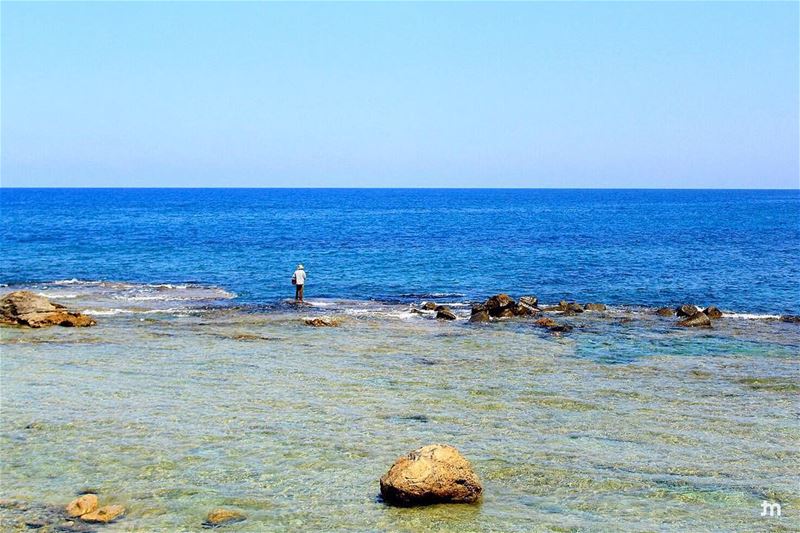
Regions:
[[1, 289, 798, 532]]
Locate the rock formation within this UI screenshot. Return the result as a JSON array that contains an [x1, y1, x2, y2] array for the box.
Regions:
[[1, 291, 95, 328], [379, 444, 482, 506]]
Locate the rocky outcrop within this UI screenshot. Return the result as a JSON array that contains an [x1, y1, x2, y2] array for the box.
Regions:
[[518, 296, 538, 309], [420, 302, 437, 311], [1, 291, 95, 328], [469, 304, 489, 323], [583, 303, 606, 311], [780, 315, 800, 324], [379, 444, 482, 506], [80, 505, 125, 523], [676, 304, 699, 318], [656, 307, 674, 316], [678, 312, 711, 327], [484, 294, 516, 317], [703, 306, 723, 319], [65, 495, 98, 518], [203, 508, 246, 527], [435, 306, 457, 320], [303, 317, 342, 327]]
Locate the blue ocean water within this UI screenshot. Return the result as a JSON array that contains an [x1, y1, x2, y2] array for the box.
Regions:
[[1, 188, 798, 313]]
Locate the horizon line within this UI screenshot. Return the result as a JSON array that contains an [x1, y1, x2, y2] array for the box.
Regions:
[[1, 186, 799, 191]]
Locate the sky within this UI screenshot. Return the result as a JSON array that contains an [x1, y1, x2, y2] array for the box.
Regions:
[[2, 1, 798, 188]]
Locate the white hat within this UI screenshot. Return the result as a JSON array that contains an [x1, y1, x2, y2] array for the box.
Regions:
[[297, 264, 304, 270]]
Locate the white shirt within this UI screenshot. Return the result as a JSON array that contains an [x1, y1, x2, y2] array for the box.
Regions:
[[294, 269, 306, 285]]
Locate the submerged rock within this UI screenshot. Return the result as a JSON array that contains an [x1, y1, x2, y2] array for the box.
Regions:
[[0, 291, 96, 328], [583, 303, 606, 311], [303, 317, 342, 327], [780, 315, 800, 324], [65, 495, 98, 518], [435, 306, 457, 320], [535, 317, 557, 328], [379, 444, 482, 506], [678, 312, 711, 328], [703, 306, 723, 319], [549, 324, 573, 333], [203, 508, 246, 527], [676, 304, 699, 318], [656, 307, 674, 316], [79, 505, 125, 523]]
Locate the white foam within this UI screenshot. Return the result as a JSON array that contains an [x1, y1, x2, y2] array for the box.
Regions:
[[724, 312, 782, 320]]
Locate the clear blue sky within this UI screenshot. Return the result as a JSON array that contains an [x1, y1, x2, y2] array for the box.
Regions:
[[2, 1, 798, 188]]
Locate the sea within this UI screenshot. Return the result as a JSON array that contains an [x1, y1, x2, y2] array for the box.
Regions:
[[1, 188, 798, 531]]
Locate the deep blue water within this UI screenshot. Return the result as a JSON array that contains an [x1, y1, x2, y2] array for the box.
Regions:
[[1, 188, 798, 313]]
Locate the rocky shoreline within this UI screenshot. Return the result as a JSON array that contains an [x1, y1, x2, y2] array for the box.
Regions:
[[2, 290, 799, 332]]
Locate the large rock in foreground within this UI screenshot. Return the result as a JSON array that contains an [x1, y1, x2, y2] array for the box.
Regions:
[[0, 291, 95, 328], [380, 444, 482, 506]]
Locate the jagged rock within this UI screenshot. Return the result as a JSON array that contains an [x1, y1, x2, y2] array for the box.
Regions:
[[435, 306, 457, 320], [79, 505, 125, 523], [303, 317, 342, 327], [656, 307, 674, 316], [65, 495, 98, 518], [0, 291, 95, 328], [583, 303, 606, 311], [484, 294, 516, 317], [676, 304, 699, 318], [420, 302, 437, 311], [469, 304, 489, 323], [513, 298, 538, 316], [703, 306, 723, 319], [203, 508, 246, 527], [379, 444, 482, 506], [678, 312, 711, 327], [495, 308, 515, 318]]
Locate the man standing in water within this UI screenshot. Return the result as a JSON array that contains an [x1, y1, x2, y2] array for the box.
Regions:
[[292, 264, 306, 302]]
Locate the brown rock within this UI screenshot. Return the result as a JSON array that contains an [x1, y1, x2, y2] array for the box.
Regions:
[[549, 324, 573, 333], [469, 304, 489, 323], [518, 296, 539, 309], [780, 315, 800, 324], [656, 307, 674, 316], [535, 317, 557, 328], [303, 317, 342, 327], [703, 306, 723, 319], [1, 291, 96, 328], [484, 294, 516, 317], [435, 306, 457, 320], [379, 444, 482, 506], [203, 508, 246, 527], [678, 312, 711, 328], [65, 495, 98, 518], [80, 504, 125, 523], [676, 304, 699, 318], [420, 302, 437, 311]]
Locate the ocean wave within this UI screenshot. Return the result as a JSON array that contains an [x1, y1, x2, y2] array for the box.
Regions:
[[81, 307, 195, 316]]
